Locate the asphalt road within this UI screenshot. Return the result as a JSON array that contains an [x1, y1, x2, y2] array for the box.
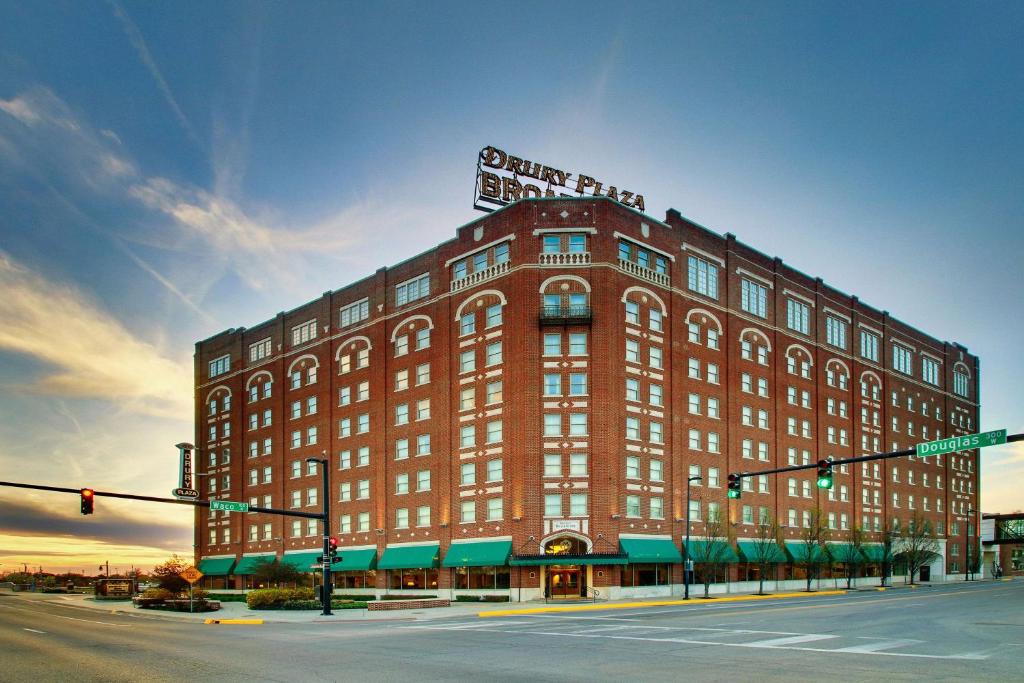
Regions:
[[1, 582, 1021, 682]]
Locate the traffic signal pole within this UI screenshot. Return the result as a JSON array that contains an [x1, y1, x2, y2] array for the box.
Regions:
[[307, 456, 332, 617]]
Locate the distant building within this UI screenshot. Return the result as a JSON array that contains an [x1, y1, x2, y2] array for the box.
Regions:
[[981, 512, 1024, 578], [193, 197, 981, 598]]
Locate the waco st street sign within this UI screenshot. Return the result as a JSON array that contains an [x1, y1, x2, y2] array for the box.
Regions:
[[916, 429, 1007, 457], [209, 500, 249, 513]]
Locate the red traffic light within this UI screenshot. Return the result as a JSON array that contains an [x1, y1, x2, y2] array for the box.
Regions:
[[328, 536, 338, 549], [80, 488, 95, 515]]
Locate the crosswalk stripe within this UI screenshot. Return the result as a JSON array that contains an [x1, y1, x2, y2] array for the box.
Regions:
[[833, 639, 922, 653], [741, 634, 838, 647]]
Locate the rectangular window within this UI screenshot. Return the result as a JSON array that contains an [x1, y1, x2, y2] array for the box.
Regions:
[[826, 316, 848, 349], [544, 454, 561, 477], [569, 373, 587, 395], [415, 328, 430, 350], [626, 378, 640, 402], [860, 329, 879, 362], [248, 338, 272, 363], [544, 374, 561, 396], [291, 320, 317, 346], [953, 370, 969, 397], [625, 339, 640, 363], [209, 355, 230, 378], [544, 495, 562, 517], [893, 344, 913, 375], [786, 299, 810, 335], [395, 273, 430, 306], [459, 350, 475, 373], [626, 417, 640, 440], [922, 357, 940, 386], [487, 497, 503, 521], [569, 414, 588, 436], [460, 425, 476, 448], [568, 333, 587, 355], [486, 459, 503, 482], [486, 420, 503, 443], [626, 495, 641, 518], [339, 299, 369, 327], [687, 255, 719, 299], [740, 279, 768, 318], [543, 333, 561, 356]]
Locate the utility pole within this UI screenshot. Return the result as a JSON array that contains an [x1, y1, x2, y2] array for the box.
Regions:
[[684, 475, 702, 600], [965, 507, 975, 581], [307, 455, 331, 616]]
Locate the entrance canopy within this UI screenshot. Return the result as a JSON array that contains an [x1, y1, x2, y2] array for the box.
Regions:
[[736, 541, 786, 564], [233, 553, 277, 575], [197, 557, 236, 576], [686, 540, 739, 564], [441, 540, 512, 568], [279, 551, 323, 572], [620, 537, 682, 563], [378, 543, 440, 570]]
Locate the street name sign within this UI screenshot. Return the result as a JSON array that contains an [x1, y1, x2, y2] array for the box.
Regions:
[[179, 566, 203, 584], [916, 429, 1007, 457], [209, 500, 250, 513]]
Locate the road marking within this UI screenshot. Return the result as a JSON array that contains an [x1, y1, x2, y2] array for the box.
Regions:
[[0, 603, 125, 626], [203, 619, 263, 625], [833, 638, 922, 653], [742, 634, 838, 647], [22, 628, 46, 634]]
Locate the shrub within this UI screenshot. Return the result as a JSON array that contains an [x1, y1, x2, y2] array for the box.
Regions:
[[246, 587, 314, 609], [455, 595, 481, 602], [207, 593, 248, 602], [142, 588, 173, 601], [482, 595, 509, 602]]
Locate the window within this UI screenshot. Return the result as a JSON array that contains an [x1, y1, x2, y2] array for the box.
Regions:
[[395, 369, 409, 391], [307, 426, 318, 445], [707, 432, 719, 452], [396, 273, 430, 306], [626, 379, 640, 402], [568, 333, 587, 355], [544, 374, 561, 397], [416, 399, 430, 420], [543, 414, 561, 437], [543, 333, 561, 356], [649, 497, 663, 520], [569, 414, 588, 436], [625, 456, 640, 479], [485, 304, 502, 328], [786, 299, 810, 335], [922, 357, 940, 386], [416, 434, 430, 455], [415, 327, 430, 351], [625, 339, 640, 363], [487, 497, 503, 521], [687, 255, 718, 298], [707, 397, 719, 418], [486, 381, 502, 404], [340, 299, 369, 327], [291, 320, 317, 346], [209, 355, 230, 377], [357, 479, 370, 500], [893, 344, 913, 375], [688, 499, 701, 521], [486, 420, 503, 443], [649, 309, 663, 332], [459, 350, 475, 373], [707, 363, 719, 384], [544, 454, 561, 477], [741, 279, 768, 317], [626, 417, 640, 440], [626, 495, 641, 518], [953, 370, 970, 397], [394, 335, 409, 357], [860, 330, 879, 362], [485, 459, 503, 482], [649, 347, 663, 369], [826, 316, 847, 349], [249, 338, 272, 363], [688, 428, 701, 450], [625, 300, 640, 325], [460, 425, 476, 447], [650, 421, 664, 444], [395, 404, 409, 425], [460, 312, 475, 336], [649, 384, 663, 407], [757, 377, 768, 397], [569, 373, 587, 396], [544, 495, 562, 517]]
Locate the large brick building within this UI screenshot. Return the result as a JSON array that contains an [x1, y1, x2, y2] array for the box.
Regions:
[[193, 197, 980, 599]]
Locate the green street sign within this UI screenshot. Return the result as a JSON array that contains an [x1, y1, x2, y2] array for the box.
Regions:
[[209, 500, 250, 513], [916, 429, 1006, 457]]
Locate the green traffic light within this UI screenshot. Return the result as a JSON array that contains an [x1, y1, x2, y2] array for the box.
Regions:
[[816, 475, 833, 489], [727, 489, 741, 499]]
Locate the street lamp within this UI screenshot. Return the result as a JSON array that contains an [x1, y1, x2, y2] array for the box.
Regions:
[[305, 455, 331, 616], [965, 507, 976, 581], [684, 475, 703, 600]]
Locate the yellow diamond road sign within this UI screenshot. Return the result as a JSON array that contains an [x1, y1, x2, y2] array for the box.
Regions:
[[179, 566, 203, 584]]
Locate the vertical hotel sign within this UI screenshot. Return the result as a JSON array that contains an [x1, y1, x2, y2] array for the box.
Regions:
[[173, 442, 199, 499], [474, 146, 645, 213]]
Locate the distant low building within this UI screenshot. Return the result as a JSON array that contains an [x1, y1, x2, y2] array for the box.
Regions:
[[981, 512, 1024, 577]]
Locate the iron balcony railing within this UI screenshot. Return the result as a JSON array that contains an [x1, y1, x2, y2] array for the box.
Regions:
[[539, 305, 593, 325]]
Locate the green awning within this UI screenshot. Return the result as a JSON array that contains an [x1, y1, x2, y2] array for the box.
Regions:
[[510, 553, 629, 566], [826, 543, 863, 563], [620, 537, 682, 563], [333, 548, 377, 571], [784, 544, 828, 564], [860, 544, 890, 563], [378, 544, 440, 570], [280, 551, 323, 572], [442, 540, 512, 568], [686, 540, 739, 564], [197, 557, 236, 576], [736, 541, 787, 564], [233, 553, 277, 575]]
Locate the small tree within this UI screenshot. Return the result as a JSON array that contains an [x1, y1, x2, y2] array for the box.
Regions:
[[250, 558, 303, 588], [897, 511, 940, 585], [798, 508, 831, 592], [750, 511, 783, 595], [835, 524, 866, 590], [691, 508, 732, 598], [881, 517, 899, 587], [152, 555, 190, 595]]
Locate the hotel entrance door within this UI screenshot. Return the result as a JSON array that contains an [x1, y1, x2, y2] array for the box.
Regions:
[[547, 567, 584, 599]]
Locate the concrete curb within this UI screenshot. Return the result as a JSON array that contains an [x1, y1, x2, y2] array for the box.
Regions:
[[204, 618, 263, 625], [478, 590, 848, 617]]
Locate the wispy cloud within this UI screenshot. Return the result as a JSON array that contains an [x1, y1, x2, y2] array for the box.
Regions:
[[0, 251, 192, 417], [106, 0, 200, 147]]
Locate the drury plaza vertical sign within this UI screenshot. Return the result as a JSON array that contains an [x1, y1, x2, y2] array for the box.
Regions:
[[474, 145, 645, 213]]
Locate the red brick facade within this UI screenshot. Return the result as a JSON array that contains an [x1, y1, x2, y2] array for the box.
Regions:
[[194, 197, 980, 592]]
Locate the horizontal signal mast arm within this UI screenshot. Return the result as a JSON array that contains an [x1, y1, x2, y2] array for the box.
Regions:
[[0, 481, 324, 520], [731, 431, 1024, 479]]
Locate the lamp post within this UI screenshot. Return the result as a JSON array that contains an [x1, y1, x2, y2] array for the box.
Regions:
[[306, 456, 331, 616], [965, 507, 975, 581], [684, 475, 703, 600]]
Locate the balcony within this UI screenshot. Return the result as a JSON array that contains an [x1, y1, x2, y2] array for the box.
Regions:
[[539, 305, 592, 326], [539, 251, 591, 266], [618, 258, 670, 287], [451, 259, 511, 292]]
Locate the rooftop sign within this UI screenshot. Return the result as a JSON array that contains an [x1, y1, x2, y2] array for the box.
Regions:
[[474, 146, 645, 213]]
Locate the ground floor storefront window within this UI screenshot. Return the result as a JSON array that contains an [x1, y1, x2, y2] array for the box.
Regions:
[[620, 564, 670, 587], [388, 568, 438, 590], [335, 570, 376, 589], [201, 576, 231, 590], [737, 562, 778, 582], [694, 564, 728, 585], [452, 566, 510, 590]]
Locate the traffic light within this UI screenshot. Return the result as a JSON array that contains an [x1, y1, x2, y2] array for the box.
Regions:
[[727, 473, 742, 499], [328, 536, 338, 563], [816, 460, 834, 489], [80, 488, 94, 515]]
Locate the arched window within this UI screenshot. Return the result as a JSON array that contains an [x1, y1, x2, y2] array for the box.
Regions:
[[336, 336, 372, 375]]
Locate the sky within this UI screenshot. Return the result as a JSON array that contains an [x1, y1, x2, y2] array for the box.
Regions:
[[0, 1, 1021, 574]]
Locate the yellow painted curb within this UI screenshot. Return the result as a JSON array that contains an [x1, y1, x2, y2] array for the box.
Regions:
[[203, 618, 263, 625], [479, 590, 847, 618]]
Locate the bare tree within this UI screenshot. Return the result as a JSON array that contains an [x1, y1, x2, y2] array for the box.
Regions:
[[691, 508, 732, 599], [797, 508, 831, 592], [896, 511, 940, 585], [881, 517, 899, 587], [834, 523, 866, 590], [749, 510, 783, 595]]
